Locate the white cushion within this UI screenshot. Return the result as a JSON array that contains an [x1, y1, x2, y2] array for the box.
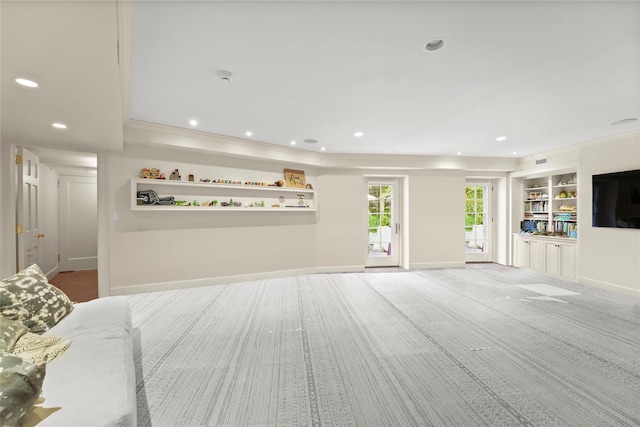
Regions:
[[36, 296, 136, 427]]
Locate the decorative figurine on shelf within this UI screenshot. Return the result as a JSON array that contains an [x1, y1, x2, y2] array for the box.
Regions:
[[169, 169, 181, 181], [189, 174, 194, 182], [212, 200, 218, 206], [140, 168, 162, 179], [306, 183, 314, 189]]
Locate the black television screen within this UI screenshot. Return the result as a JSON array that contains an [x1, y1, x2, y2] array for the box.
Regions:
[[592, 169, 640, 229]]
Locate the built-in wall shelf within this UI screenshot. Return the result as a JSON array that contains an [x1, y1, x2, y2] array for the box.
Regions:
[[520, 172, 577, 238], [131, 178, 316, 212]]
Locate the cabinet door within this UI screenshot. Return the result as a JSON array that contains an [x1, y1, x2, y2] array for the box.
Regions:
[[560, 243, 576, 280], [528, 239, 542, 271], [515, 238, 529, 268], [544, 242, 560, 276]]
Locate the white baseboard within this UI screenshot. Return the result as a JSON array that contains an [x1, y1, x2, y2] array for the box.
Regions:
[[578, 276, 640, 299], [408, 261, 466, 270], [109, 265, 364, 296], [45, 265, 60, 280]]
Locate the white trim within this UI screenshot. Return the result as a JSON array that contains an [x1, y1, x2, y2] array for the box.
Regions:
[[44, 264, 60, 280], [578, 276, 640, 299], [409, 261, 466, 270], [109, 265, 364, 296], [97, 152, 110, 297], [0, 143, 18, 278]]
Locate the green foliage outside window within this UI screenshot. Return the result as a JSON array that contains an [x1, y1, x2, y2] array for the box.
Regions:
[[368, 185, 393, 233], [465, 186, 485, 229]]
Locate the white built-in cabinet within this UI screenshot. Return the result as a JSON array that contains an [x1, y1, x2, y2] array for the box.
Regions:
[[513, 233, 577, 280], [512, 166, 579, 281], [514, 236, 542, 270], [543, 240, 576, 280]]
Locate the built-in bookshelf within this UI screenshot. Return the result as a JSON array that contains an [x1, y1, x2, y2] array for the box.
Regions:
[[521, 172, 577, 238]]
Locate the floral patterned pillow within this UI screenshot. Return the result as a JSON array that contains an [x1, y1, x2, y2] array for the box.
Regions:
[[0, 318, 29, 352], [0, 353, 46, 427], [0, 264, 74, 334]]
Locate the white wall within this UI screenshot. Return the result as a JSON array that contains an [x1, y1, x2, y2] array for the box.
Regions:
[[577, 132, 640, 295], [107, 146, 469, 294], [408, 173, 465, 269], [107, 146, 321, 293]]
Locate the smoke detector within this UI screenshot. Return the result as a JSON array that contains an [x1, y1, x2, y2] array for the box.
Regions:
[[217, 70, 233, 82]]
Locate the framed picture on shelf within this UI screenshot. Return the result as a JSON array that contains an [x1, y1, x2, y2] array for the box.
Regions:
[[284, 169, 306, 188]]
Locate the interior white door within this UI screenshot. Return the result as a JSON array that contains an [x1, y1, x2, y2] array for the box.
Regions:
[[59, 175, 98, 271], [366, 179, 401, 267], [16, 148, 41, 270]]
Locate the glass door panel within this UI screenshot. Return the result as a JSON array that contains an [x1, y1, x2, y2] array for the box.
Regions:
[[465, 184, 491, 262], [366, 181, 399, 267]]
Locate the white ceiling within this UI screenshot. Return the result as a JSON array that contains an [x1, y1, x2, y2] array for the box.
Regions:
[[1, 0, 123, 152], [2, 1, 639, 161]]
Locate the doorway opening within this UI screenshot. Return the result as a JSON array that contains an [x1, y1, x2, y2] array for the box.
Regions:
[[15, 146, 98, 301]]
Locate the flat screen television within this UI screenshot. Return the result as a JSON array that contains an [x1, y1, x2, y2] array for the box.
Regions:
[[592, 169, 640, 229]]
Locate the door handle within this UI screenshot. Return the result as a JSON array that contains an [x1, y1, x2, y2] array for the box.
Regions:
[[37, 233, 45, 238], [395, 223, 400, 234]]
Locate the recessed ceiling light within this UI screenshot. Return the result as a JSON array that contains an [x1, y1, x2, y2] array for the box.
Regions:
[[610, 118, 637, 126], [189, 119, 198, 126], [496, 136, 507, 141], [290, 140, 296, 145], [52, 123, 67, 129], [321, 147, 326, 151], [354, 131, 364, 137], [424, 38, 445, 52], [15, 77, 38, 88], [513, 151, 518, 155], [456, 151, 462, 155], [217, 70, 233, 82], [245, 131, 252, 137], [304, 139, 318, 144]]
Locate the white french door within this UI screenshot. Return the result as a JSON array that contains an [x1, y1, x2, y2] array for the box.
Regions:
[[366, 179, 401, 267], [465, 182, 492, 262]]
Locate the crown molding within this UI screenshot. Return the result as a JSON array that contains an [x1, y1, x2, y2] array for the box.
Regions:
[[123, 120, 519, 172]]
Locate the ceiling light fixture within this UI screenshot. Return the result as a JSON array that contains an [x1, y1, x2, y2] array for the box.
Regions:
[[290, 140, 296, 145], [245, 131, 252, 137], [496, 136, 507, 141], [304, 139, 318, 144], [610, 118, 637, 126], [52, 123, 67, 129], [424, 38, 445, 52], [217, 70, 233, 82], [354, 131, 364, 137], [456, 151, 462, 155], [189, 119, 198, 126], [15, 77, 39, 88], [321, 147, 326, 151]]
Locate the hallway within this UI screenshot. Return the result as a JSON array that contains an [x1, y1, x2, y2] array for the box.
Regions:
[[50, 269, 98, 302]]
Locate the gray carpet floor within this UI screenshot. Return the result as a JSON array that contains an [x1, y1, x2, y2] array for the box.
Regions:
[[128, 264, 640, 426]]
